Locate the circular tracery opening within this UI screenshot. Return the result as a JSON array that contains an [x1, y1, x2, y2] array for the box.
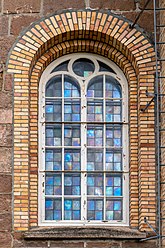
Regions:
[[72, 58, 95, 77]]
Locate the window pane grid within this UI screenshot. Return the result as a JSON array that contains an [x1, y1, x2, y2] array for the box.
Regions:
[[42, 56, 127, 223]]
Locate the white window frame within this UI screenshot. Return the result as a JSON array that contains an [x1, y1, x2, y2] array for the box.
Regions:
[[38, 53, 129, 226]]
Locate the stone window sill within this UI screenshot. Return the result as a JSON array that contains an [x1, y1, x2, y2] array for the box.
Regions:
[[24, 226, 146, 240]]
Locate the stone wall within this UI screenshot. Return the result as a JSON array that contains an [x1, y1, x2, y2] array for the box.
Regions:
[[0, 0, 159, 247]]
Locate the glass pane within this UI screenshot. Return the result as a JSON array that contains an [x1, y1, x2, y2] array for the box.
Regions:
[[73, 58, 95, 77], [45, 100, 62, 122], [106, 125, 122, 147], [106, 102, 121, 122], [46, 76, 62, 97], [45, 198, 62, 220], [87, 149, 103, 171], [87, 101, 103, 122], [98, 61, 116, 74], [64, 173, 80, 195], [106, 200, 122, 220], [46, 125, 62, 146], [106, 149, 122, 171], [64, 198, 81, 220], [87, 76, 103, 98], [51, 61, 69, 73], [106, 175, 122, 196], [87, 199, 103, 220], [64, 100, 80, 122], [87, 125, 103, 147], [45, 173, 62, 195], [64, 125, 80, 146], [105, 76, 121, 98], [64, 150, 81, 170], [87, 173, 103, 196], [64, 76, 80, 97], [45, 149, 62, 171]]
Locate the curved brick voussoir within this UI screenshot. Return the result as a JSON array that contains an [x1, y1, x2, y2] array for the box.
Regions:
[[7, 9, 154, 77]]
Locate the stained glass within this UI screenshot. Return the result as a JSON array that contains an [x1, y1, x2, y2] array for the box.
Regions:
[[46, 76, 62, 97], [45, 149, 62, 171], [106, 175, 122, 196], [87, 76, 103, 98], [87, 126, 103, 147], [45, 174, 62, 195], [87, 199, 103, 220], [64, 199, 81, 220], [46, 125, 61, 146], [106, 200, 122, 220], [64, 76, 80, 97], [64, 174, 80, 195], [87, 174, 103, 196], [87, 102, 103, 122], [105, 76, 121, 99], [73, 58, 95, 77], [98, 61, 116, 74], [46, 101, 62, 122], [64, 101, 80, 122], [64, 150, 80, 170], [106, 125, 122, 147], [106, 102, 121, 122], [87, 149, 103, 171], [106, 150, 122, 171], [51, 60, 69, 73], [45, 198, 62, 220]]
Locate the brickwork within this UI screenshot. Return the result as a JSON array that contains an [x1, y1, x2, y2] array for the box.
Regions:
[[0, 0, 160, 247], [6, 5, 157, 241]]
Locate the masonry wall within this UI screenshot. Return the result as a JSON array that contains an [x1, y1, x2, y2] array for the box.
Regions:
[[0, 0, 159, 248]]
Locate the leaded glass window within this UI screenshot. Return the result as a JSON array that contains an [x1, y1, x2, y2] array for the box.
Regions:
[[39, 54, 129, 225]]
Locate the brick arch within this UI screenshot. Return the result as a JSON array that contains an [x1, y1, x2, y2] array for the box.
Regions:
[[7, 10, 156, 232]]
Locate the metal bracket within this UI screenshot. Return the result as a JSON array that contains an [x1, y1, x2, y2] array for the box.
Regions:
[[140, 217, 159, 242], [140, 90, 155, 112]]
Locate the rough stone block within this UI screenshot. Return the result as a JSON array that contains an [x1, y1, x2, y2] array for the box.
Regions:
[[0, 213, 11, 231], [0, 175, 12, 193], [123, 11, 154, 33], [0, 109, 12, 124], [0, 36, 15, 62], [4, 74, 13, 92], [0, 16, 9, 36], [90, 0, 135, 11], [0, 124, 12, 146], [43, 0, 85, 15], [0, 92, 12, 108], [11, 14, 40, 36], [3, 0, 41, 14], [0, 194, 11, 213], [0, 147, 12, 173], [0, 231, 12, 248]]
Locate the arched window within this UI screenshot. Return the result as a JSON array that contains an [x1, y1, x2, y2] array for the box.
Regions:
[[39, 54, 129, 226]]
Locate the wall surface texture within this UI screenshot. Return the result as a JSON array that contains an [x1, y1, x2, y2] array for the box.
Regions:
[[0, 0, 161, 247]]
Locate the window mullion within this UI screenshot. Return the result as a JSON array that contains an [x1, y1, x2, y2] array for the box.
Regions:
[[62, 74, 64, 220], [81, 81, 87, 221], [103, 74, 106, 221]]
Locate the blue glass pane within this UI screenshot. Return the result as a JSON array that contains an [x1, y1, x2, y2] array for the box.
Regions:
[[114, 201, 121, 211], [64, 174, 80, 195], [46, 101, 62, 122], [45, 149, 62, 171], [45, 199, 53, 209], [114, 187, 121, 196], [46, 76, 62, 97], [64, 101, 80, 122], [87, 174, 103, 196], [64, 199, 81, 220], [105, 76, 121, 99], [64, 150, 80, 171], [87, 149, 103, 171], [46, 125, 62, 146], [87, 199, 103, 220], [87, 101, 103, 122], [106, 211, 113, 220], [73, 58, 95, 78], [106, 150, 122, 171], [64, 76, 80, 97]]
